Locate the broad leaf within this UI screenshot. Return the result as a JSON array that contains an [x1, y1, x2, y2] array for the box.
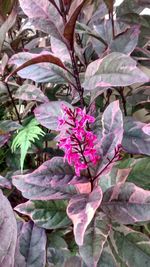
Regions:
[[14, 84, 49, 103], [0, 189, 17, 267], [14, 221, 46, 267], [51, 36, 71, 63], [79, 213, 110, 267], [116, 0, 150, 16], [97, 242, 117, 267], [67, 186, 102, 245], [96, 100, 123, 178], [12, 157, 80, 200], [127, 158, 150, 189], [83, 52, 149, 90], [47, 232, 70, 267], [110, 26, 140, 55], [34, 101, 73, 130], [102, 182, 150, 224], [8, 52, 70, 83], [15, 200, 71, 229], [0, 120, 21, 132], [110, 225, 150, 267], [123, 117, 150, 156], [19, 0, 63, 40]]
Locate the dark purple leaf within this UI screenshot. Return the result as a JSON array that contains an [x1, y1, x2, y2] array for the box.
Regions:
[[34, 101, 73, 130], [14, 221, 46, 267], [79, 212, 110, 267], [83, 52, 149, 90], [14, 84, 49, 103], [0, 190, 17, 267], [67, 186, 102, 245], [123, 117, 150, 156], [12, 157, 84, 200], [102, 182, 150, 224]]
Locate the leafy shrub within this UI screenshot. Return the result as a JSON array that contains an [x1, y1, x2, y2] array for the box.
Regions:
[[0, 0, 150, 266]]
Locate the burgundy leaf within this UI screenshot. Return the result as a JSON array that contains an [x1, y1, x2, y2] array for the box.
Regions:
[[67, 186, 102, 245], [0, 190, 17, 267], [102, 182, 150, 224], [12, 157, 87, 200], [64, 0, 88, 48]]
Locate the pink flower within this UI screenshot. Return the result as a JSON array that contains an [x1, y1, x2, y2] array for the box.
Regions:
[[57, 106, 100, 176]]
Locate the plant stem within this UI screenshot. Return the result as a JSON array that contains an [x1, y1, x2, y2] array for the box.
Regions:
[[118, 87, 127, 116], [93, 149, 119, 182], [5, 82, 22, 124], [69, 50, 84, 108]]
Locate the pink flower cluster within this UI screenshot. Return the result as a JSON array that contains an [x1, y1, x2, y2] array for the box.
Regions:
[[57, 105, 99, 176]]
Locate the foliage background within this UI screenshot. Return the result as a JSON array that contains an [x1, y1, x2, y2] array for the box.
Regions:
[[0, 0, 150, 266]]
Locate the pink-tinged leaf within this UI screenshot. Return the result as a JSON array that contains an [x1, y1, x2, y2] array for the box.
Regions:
[[75, 182, 91, 194], [51, 36, 71, 63], [64, 0, 88, 48], [34, 101, 73, 130], [64, 256, 82, 267], [0, 2, 17, 50], [67, 186, 103, 246], [14, 221, 46, 267], [14, 84, 49, 103], [110, 26, 140, 55], [19, 0, 64, 39], [102, 182, 150, 224], [0, 120, 21, 132], [12, 157, 87, 200], [0, 190, 17, 267], [96, 100, 123, 178], [79, 212, 110, 267], [7, 52, 67, 81], [0, 175, 12, 189], [7, 52, 71, 83], [83, 52, 149, 90], [123, 117, 150, 156]]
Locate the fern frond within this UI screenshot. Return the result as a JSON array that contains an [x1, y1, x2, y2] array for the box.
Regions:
[[11, 119, 45, 172]]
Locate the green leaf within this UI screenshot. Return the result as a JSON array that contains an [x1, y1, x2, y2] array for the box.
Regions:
[[11, 118, 45, 171], [127, 158, 150, 189], [15, 200, 71, 229], [79, 213, 110, 267], [110, 225, 150, 267]]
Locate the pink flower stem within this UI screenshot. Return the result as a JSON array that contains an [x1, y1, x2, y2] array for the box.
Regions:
[[72, 134, 94, 191], [93, 148, 120, 182]]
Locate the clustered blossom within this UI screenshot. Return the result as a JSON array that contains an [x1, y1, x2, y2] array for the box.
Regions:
[[57, 105, 100, 176]]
